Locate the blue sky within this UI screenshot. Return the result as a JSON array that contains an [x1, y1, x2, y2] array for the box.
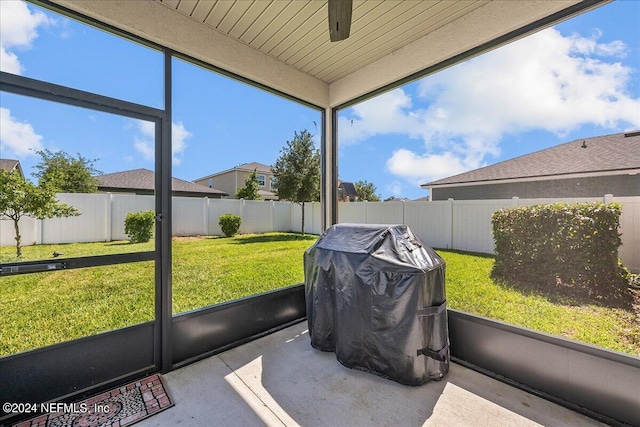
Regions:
[[1, 0, 639, 201]]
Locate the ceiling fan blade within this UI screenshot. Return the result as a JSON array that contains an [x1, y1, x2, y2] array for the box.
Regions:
[[328, 0, 353, 42]]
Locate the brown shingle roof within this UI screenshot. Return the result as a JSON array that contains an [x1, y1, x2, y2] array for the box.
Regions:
[[0, 159, 23, 177], [423, 131, 640, 187], [96, 168, 228, 197], [193, 161, 273, 181], [237, 162, 272, 173]]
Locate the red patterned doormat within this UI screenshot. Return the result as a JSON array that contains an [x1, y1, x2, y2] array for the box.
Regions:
[[13, 374, 173, 427]]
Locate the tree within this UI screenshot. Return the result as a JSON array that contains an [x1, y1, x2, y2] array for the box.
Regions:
[[272, 130, 320, 235], [33, 149, 102, 193], [0, 170, 80, 257], [354, 180, 381, 202], [235, 169, 262, 200]]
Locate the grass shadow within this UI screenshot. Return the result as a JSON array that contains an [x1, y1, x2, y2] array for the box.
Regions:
[[233, 233, 319, 245], [104, 241, 134, 246], [491, 272, 636, 311], [434, 248, 495, 259]]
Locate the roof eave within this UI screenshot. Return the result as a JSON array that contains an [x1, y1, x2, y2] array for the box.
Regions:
[[194, 165, 272, 182], [421, 168, 640, 189], [98, 185, 228, 196]]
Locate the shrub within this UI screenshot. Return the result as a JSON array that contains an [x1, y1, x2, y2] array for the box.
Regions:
[[219, 213, 242, 237], [492, 202, 625, 293], [124, 210, 155, 243]]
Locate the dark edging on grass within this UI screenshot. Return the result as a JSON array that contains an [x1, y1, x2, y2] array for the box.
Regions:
[[492, 275, 636, 310], [433, 248, 495, 259], [231, 233, 319, 244], [434, 247, 636, 311], [490, 261, 635, 310]]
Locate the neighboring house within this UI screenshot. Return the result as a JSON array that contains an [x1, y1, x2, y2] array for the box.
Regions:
[[0, 159, 25, 179], [422, 131, 640, 200], [96, 168, 228, 198], [338, 181, 358, 202], [194, 162, 278, 200]]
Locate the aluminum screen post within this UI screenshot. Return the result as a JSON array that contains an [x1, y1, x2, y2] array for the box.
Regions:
[[321, 107, 338, 231]]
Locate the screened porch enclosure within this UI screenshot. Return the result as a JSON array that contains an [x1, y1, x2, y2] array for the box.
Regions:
[[1, 1, 639, 426]]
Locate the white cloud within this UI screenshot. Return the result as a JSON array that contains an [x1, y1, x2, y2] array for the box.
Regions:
[[417, 27, 639, 138], [0, 107, 44, 157], [386, 149, 470, 185], [133, 120, 155, 161], [570, 29, 627, 58], [338, 89, 422, 146], [0, 47, 21, 74], [342, 27, 640, 186], [132, 120, 192, 165], [171, 121, 191, 165], [0, 0, 53, 74], [386, 181, 404, 197], [133, 139, 154, 162]]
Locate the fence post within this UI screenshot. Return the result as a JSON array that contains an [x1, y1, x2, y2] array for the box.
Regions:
[[271, 200, 275, 232], [106, 193, 112, 241], [36, 217, 42, 245], [402, 200, 406, 224], [204, 197, 209, 236], [448, 198, 454, 250], [290, 202, 294, 233], [512, 196, 519, 207], [364, 200, 368, 224], [604, 194, 614, 204], [240, 199, 245, 233]]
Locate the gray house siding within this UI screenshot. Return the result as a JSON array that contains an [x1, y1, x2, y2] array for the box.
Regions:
[[431, 174, 640, 200]]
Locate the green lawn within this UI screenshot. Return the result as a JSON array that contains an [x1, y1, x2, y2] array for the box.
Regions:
[[171, 234, 317, 314], [443, 251, 639, 356], [1, 234, 638, 357], [0, 233, 316, 356]]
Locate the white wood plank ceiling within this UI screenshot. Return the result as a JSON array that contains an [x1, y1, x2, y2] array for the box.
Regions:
[[52, 0, 595, 106], [158, 0, 488, 84]]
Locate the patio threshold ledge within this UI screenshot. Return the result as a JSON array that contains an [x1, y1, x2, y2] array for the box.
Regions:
[[137, 321, 606, 427]]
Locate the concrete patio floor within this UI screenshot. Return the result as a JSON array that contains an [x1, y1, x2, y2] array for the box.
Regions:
[[138, 321, 605, 427]]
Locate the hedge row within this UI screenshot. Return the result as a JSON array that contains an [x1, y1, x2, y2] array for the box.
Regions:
[[491, 202, 626, 290]]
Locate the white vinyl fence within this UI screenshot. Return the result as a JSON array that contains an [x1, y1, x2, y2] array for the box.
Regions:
[[0, 194, 322, 246], [338, 196, 639, 273], [1, 193, 638, 271]]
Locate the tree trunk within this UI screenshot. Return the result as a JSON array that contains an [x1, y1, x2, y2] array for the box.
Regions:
[[301, 202, 305, 236], [13, 218, 22, 257]]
